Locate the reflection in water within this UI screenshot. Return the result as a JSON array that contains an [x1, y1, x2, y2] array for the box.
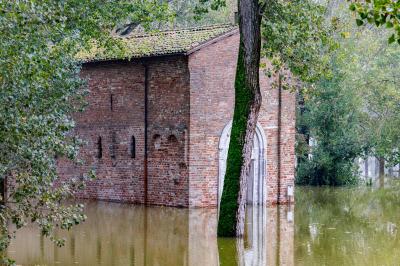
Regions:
[[8, 202, 294, 266], [295, 184, 400, 266], [10, 185, 400, 265], [218, 205, 294, 266]]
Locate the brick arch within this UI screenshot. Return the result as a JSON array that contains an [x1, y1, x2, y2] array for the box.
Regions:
[[218, 121, 267, 207]]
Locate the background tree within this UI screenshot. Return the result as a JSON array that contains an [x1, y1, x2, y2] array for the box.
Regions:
[[297, 0, 400, 186], [296, 74, 365, 186], [344, 23, 400, 180], [0, 1, 170, 264], [168, 0, 235, 28]]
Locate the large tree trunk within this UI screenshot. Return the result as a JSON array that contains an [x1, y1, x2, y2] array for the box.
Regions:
[[217, 0, 262, 237]]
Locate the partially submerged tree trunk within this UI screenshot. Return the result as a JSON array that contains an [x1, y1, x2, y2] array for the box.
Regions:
[[217, 0, 262, 237]]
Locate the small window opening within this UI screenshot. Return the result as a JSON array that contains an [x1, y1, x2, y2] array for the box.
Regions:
[[131, 136, 136, 159], [97, 137, 103, 159], [110, 94, 114, 111], [168, 135, 178, 143]]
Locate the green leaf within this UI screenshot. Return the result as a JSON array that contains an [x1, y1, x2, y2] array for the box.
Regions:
[[388, 34, 396, 44], [356, 19, 364, 26]]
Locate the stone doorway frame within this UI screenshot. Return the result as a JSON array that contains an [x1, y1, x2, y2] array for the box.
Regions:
[[218, 121, 267, 207]]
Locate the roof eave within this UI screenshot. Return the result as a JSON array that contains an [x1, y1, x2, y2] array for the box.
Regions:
[[81, 51, 187, 64]]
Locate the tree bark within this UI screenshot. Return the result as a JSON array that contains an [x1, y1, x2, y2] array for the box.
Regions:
[[217, 0, 262, 237], [0, 179, 4, 205], [0, 176, 6, 205]]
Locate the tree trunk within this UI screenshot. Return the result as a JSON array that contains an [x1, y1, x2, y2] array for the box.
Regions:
[[0, 179, 3, 205], [217, 0, 262, 237], [0, 176, 6, 205], [378, 157, 385, 188]]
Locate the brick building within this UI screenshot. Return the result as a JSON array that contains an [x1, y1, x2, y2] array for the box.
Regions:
[[58, 24, 296, 208]]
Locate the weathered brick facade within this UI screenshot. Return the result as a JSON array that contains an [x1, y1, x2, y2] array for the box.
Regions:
[[58, 26, 296, 208]]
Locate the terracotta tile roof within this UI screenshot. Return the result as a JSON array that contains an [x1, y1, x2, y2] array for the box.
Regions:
[[77, 24, 238, 62]]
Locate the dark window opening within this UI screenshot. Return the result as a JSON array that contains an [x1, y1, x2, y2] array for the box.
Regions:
[[97, 137, 103, 159], [110, 94, 114, 111], [131, 136, 136, 159], [168, 134, 178, 143]]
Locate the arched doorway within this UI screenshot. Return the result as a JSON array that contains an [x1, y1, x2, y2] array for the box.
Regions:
[[218, 121, 267, 206]]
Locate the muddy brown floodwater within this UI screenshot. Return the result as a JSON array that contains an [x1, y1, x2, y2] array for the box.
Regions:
[[8, 182, 400, 265]]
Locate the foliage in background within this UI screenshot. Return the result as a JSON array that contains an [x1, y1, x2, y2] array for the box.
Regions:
[[0, 1, 169, 264], [297, 0, 400, 185], [261, 0, 337, 85], [348, 0, 400, 44], [296, 74, 365, 186], [166, 0, 235, 28], [338, 23, 400, 167], [196, 0, 337, 85]]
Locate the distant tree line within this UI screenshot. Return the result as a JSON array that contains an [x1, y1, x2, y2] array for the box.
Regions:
[[297, 1, 400, 186]]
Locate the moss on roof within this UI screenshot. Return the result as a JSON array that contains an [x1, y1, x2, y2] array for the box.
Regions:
[[77, 24, 237, 62]]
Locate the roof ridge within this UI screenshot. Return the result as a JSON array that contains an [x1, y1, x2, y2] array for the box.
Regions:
[[78, 23, 238, 62], [123, 23, 236, 39]]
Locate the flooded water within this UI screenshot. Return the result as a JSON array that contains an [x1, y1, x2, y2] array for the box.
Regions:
[[8, 183, 400, 266]]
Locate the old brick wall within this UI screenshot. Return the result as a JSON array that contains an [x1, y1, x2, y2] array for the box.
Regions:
[[58, 61, 146, 203], [58, 32, 295, 208], [57, 56, 191, 206], [188, 32, 238, 207], [259, 67, 296, 205], [188, 31, 296, 207], [277, 83, 296, 204], [146, 56, 190, 207]]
